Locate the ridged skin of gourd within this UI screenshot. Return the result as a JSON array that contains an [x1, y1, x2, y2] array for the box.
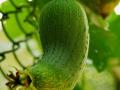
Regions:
[[26, 0, 89, 89]]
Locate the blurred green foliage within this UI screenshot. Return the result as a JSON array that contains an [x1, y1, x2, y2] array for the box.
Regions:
[[0, 0, 120, 90], [74, 63, 116, 90], [107, 12, 120, 58]]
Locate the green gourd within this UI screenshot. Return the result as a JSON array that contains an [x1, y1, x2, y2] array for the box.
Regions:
[[26, 0, 89, 89]]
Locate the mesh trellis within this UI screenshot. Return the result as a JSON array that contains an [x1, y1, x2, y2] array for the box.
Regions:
[[0, 0, 41, 89]]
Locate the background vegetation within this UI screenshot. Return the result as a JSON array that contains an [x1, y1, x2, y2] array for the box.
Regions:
[[0, 0, 120, 90]]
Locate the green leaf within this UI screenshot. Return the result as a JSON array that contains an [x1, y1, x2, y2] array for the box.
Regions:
[[0, 0, 16, 12], [0, 0, 36, 40], [107, 12, 120, 58], [12, 0, 28, 7], [3, 13, 24, 40], [88, 24, 118, 71], [3, 8, 35, 40]]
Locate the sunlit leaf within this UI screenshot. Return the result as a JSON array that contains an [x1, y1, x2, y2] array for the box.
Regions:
[[2, 7, 35, 40], [0, 0, 15, 12]]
